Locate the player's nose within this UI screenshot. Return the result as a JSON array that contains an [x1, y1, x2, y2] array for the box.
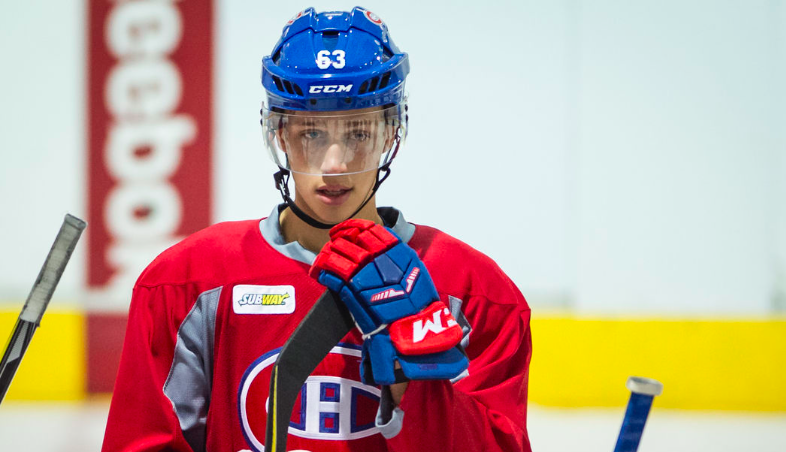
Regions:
[[320, 143, 349, 174]]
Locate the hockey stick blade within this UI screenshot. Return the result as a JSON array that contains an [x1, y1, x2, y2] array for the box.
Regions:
[[265, 289, 354, 452], [0, 214, 86, 403]]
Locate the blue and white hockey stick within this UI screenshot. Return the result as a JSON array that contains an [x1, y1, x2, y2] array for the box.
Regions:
[[613, 376, 663, 452]]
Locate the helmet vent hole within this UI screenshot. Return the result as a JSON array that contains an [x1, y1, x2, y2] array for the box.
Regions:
[[359, 80, 369, 94], [322, 31, 340, 51], [293, 83, 303, 96], [379, 72, 391, 89], [272, 76, 284, 92], [283, 80, 295, 95], [368, 76, 379, 92]]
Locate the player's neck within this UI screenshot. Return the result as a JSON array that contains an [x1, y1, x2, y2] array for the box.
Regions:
[[279, 199, 383, 254]]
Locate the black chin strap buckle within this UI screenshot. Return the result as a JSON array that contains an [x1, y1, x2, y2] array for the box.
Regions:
[[274, 169, 289, 194], [375, 165, 392, 190]]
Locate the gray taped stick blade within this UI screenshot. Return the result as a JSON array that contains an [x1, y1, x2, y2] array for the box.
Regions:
[[19, 214, 87, 324]]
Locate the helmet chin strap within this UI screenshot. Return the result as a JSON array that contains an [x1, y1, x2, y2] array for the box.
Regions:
[[274, 164, 392, 230]]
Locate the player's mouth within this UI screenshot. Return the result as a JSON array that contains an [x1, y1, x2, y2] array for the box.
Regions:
[[315, 185, 352, 205]]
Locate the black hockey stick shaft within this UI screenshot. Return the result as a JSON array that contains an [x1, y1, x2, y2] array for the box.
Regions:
[[265, 289, 354, 452], [0, 321, 37, 402], [0, 214, 86, 403]]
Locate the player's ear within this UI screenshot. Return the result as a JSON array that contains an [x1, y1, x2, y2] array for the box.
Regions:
[[264, 110, 291, 154], [383, 120, 399, 151], [274, 120, 290, 154], [277, 131, 289, 154]]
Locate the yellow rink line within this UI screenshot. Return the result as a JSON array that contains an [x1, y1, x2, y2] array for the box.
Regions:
[[529, 315, 786, 411], [1, 307, 785, 412], [0, 309, 85, 401]]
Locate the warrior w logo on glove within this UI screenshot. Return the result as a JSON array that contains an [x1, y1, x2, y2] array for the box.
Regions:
[[310, 219, 468, 385]]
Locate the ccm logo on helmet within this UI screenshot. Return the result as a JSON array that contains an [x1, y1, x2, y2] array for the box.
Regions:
[[309, 84, 353, 94]]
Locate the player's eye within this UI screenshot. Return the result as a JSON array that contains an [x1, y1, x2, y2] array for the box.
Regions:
[[346, 130, 370, 142], [300, 129, 323, 140]]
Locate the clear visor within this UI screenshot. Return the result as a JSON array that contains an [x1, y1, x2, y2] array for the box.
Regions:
[[262, 103, 407, 176]]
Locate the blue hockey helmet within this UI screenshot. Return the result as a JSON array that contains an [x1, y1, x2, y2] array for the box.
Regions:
[[261, 8, 410, 229], [261, 7, 409, 111]]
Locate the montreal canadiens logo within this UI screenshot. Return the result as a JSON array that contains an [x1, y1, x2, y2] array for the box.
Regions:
[[287, 9, 307, 25], [364, 9, 384, 25], [238, 344, 381, 451]]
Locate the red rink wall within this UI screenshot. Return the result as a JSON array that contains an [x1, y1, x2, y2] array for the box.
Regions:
[[86, 0, 213, 393]]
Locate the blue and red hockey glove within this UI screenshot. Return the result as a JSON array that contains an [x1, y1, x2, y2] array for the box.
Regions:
[[310, 219, 469, 386]]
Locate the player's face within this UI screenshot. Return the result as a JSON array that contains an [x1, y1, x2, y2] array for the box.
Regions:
[[277, 107, 396, 223]]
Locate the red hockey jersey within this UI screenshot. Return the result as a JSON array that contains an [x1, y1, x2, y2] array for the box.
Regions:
[[102, 207, 532, 452]]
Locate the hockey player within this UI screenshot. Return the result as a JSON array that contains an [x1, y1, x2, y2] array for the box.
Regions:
[[102, 7, 532, 452]]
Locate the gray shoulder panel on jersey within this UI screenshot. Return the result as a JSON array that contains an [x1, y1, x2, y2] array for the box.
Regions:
[[259, 206, 416, 265], [448, 295, 472, 351], [163, 286, 221, 452]]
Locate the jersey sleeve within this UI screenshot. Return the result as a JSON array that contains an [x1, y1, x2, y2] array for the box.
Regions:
[[102, 282, 212, 452], [383, 291, 532, 452]]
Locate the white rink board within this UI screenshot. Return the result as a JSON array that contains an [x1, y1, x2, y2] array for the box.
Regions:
[[1, 1, 785, 315]]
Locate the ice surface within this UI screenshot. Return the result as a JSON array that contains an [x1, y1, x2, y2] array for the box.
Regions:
[[0, 401, 784, 451]]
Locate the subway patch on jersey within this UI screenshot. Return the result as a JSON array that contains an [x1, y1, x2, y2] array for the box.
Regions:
[[233, 285, 295, 314]]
